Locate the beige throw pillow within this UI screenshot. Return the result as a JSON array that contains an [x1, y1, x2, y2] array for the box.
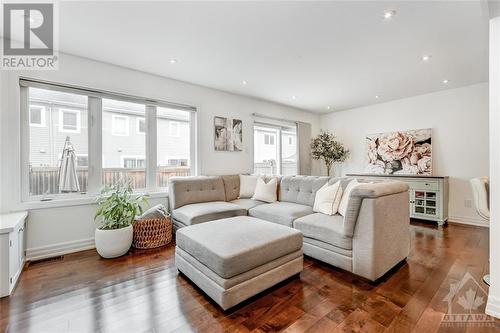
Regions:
[[313, 181, 343, 215], [239, 175, 261, 198], [252, 178, 278, 203], [338, 179, 360, 216]]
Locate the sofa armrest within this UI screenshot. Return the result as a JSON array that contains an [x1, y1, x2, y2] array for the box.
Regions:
[[343, 181, 408, 237], [350, 189, 410, 281]]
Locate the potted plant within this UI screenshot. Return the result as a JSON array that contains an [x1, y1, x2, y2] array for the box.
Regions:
[[311, 130, 350, 176], [94, 181, 148, 258]]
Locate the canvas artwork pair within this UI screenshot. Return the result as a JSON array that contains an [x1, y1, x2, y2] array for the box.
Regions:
[[214, 116, 243, 151]]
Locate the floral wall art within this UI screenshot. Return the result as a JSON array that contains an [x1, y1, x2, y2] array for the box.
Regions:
[[365, 128, 432, 175]]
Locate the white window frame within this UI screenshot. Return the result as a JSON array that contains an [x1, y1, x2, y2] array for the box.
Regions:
[[20, 79, 198, 205], [136, 117, 145, 135], [112, 114, 130, 136], [59, 108, 81, 133], [76, 154, 89, 167], [29, 105, 46, 127], [253, 123, 298, 176], [169, 121, 180, 137]]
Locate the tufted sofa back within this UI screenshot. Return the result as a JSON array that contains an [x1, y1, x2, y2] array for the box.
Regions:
[[279, 176, 330, 207], [221, 175, 240, 201], [168, 176, 226, 209]]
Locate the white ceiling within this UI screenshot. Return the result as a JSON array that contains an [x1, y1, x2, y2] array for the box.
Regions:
[[56, 1, 488, 113]]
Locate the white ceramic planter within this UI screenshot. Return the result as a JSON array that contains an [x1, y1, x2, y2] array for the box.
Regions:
[[95, 224, 133, 259]]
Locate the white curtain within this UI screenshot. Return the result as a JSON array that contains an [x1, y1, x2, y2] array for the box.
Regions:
[[297, 122, 312, 175]]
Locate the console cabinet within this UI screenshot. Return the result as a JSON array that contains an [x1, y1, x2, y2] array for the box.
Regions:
[[0, 212, 28, 297], [347, 174, 449, 226]]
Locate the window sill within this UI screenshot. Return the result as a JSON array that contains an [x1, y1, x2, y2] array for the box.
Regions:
[[17, 190, 168, 211]]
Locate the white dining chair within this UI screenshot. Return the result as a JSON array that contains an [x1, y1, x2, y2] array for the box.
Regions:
[[470, 177, 490, 285]]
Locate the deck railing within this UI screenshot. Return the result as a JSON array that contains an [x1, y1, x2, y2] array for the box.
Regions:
[[253, 161, 297, 176], [29, 166, 191, 196]]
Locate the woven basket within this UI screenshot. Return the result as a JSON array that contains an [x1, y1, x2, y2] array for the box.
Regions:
[[132, 217, 172, 249]]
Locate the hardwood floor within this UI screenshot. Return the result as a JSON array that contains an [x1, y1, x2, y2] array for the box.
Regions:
[[1, 221, 498, 333]]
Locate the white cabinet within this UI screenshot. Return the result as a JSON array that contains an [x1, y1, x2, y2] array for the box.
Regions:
[[0, 212, 28, 298], [347, 174, 449, 226]]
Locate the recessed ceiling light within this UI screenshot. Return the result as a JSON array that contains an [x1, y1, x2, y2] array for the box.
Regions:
[[326, 105, 331, 110], [242, 80, 248, 85], [442, 79, 450, 84], [422, 55, 432, 62], [375, 95, 380, 99], [383, 10, 396, 20], [292, 95, 297, 100], [169, 59, 178, 64]]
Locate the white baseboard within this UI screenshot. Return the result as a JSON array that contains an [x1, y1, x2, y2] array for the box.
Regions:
[[26, 238, 95, 261], [486, 294, 500, 319], [448, 215, 489, 227]]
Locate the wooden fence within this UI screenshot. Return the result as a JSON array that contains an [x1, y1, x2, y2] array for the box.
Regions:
[[29, 166, 191, 196], [253, 161, 297, 176]]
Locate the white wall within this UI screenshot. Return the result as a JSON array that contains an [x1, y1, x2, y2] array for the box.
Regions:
[[0, 52, 320, 259], [486, 15, 500, 319], [319, 83, 489, 226]]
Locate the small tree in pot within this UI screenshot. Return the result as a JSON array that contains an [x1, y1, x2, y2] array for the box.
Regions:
[[94, 181, 148, 258], [311, 130, 350, 176]]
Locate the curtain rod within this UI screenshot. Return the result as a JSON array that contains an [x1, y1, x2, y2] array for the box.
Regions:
[[19, 77, 197, 112], [252, 113, 309, 125]]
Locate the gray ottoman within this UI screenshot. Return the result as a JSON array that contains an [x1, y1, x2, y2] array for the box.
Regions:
[[175, 216, 303, 310]]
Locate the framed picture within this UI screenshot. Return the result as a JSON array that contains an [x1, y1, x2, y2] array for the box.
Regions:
[[214, 116, 243, 151], [365, 128, 432, 175]]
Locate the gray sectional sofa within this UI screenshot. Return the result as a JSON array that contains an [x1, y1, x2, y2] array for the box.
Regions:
[[169, 175, 410, 282]]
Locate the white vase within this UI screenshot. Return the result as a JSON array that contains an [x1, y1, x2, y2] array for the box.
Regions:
[[95, 224, 133, 258]]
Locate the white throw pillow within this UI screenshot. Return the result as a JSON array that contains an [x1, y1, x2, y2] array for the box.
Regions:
[[338, 179, 359, 216], [313, 181, 343, 215], [239, 175, 261, 198], [252, 178, 278, 203]]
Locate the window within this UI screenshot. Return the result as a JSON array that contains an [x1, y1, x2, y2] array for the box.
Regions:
[[168, 158, 188, 167], [111, 115, 129, 136], [137, 117, 146, 134], [157, 107, 192, 188], [59, 109, 81, 133], [76, 155, 89, 167], [26, 87, 89, 198], [169, 121, 180, 137], [103, 99, 145, 189], [264, 133, 275, 145], [123, 157, 145, 168], [21, 79, 197, 202], [29, 106, 46, 127], [281, 127, 298, 176], [254, 123, 297, 176]]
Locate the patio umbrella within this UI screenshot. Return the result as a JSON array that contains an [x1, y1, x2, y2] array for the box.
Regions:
[[58, 136, 80, 193]]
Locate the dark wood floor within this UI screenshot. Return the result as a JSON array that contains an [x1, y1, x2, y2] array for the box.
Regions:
[[1, 221, 498, 333]]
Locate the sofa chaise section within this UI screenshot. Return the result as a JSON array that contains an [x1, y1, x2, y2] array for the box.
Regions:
[[294, 181, 410, 281]]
